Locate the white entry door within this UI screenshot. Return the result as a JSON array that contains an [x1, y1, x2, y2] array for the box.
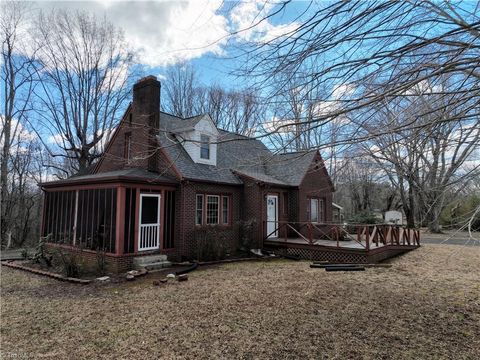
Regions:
[[266, 195, 279, 238], [138, 194, 161, 251]]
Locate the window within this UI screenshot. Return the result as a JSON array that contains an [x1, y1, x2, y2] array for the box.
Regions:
[[308, 198, 325, 223], [195, 193, 231, 226], [206, 195, 219, 224], [124, 133, 132, 160], [309, 198, 319, 223], [200, 134, 210, 159], [222, 196, 229, 224], [196, 194, 204, 225]]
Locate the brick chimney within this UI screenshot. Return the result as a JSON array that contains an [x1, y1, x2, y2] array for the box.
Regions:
[[132, 75, 160, 172]]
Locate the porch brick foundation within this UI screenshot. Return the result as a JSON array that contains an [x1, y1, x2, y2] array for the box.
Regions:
[[45, 244, 134, 274]]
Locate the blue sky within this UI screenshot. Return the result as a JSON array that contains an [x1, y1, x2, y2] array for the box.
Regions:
[[27, 0, 306, 89]]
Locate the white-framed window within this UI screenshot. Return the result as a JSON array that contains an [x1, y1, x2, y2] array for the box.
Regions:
[[319, 198, 325, 222], [308, 198, 325, 222], [196, 194, 204, 225], [195, 193, 231, 226], [206, 195, 219, 224], [200, 134, 210, 159], [309, 198, 319, 223], [222, 196, 229, 224]]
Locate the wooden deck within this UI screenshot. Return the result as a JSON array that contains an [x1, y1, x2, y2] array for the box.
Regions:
[[265, 237, 385, 249], [262, 222, 420, 263]]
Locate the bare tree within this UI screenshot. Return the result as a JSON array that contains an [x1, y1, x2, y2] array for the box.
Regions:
[[363, 78, 480, 231], [1, 1, 38, 247], [163, 63, 202, 118], [164, 64, 265, 136], [232, 1, 479, 231], [237, 1, 479, 144], [32, 9, 133, 174]]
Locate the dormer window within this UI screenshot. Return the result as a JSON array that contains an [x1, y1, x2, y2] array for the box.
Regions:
[[200, 134, 210, 159], [176, 115, 218, 166]]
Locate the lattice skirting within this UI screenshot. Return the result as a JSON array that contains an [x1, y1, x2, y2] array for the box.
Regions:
[[276, 247, 368, 263]]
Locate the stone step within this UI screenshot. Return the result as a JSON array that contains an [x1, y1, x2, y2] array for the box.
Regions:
[[133, 254, 168, 268], [144, 261, 172, 271]]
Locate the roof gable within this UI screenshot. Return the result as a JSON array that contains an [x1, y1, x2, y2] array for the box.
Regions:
[[90, 107, 334, 188]]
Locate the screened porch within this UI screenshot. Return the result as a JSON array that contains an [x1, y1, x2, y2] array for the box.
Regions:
[[40, 170, 178, 256]]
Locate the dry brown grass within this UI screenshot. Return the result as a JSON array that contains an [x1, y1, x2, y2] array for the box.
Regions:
[[1, 245, 479, 359]]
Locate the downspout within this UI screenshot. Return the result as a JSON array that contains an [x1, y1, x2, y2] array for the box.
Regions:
[[181, 180, 186, 260]]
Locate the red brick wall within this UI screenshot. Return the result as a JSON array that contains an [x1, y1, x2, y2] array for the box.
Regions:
[[178, 181, 243, 260], [239, 176, 292, 247], [95, 78, 178, 179], [45, 243, 134, 274], [297, 153, 334, 239], [298, 153, 334, 223]]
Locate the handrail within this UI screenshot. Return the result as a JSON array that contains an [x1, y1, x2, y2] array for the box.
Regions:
[[263, 221, 421, 248]]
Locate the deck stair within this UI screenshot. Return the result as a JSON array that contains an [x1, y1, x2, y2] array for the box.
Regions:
[[133, 254, 171, 271]]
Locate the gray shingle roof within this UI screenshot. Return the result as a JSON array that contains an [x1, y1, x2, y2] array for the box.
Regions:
[[158, 130, 243, 185], [158, 112, 317, 186], [42, 167, 178, 187]]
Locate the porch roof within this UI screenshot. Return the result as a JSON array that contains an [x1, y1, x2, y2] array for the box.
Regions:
[[40, 168, 178, 188]]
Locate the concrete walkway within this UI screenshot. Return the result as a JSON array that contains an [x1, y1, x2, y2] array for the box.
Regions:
[[0, 248, 33, 261]]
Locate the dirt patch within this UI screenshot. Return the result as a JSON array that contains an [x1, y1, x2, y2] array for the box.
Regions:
[[1, 245, 479, 359]]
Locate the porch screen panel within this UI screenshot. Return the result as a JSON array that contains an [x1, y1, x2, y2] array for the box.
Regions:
[[76, 188, 117, 253], [42, 190, 76, 245], [163, 190, 175, 249], [124, 188, 136, 254]]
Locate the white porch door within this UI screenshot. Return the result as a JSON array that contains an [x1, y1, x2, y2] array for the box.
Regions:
[[266, 195, 279, 238], [138, 194, 161, 251]]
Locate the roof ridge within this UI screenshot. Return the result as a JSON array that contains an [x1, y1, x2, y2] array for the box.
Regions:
[[218, 128, 252, 139], [278, 150, 315, 155]]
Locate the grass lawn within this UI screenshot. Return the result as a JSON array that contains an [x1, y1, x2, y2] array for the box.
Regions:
[[1, 244, 479, 359]]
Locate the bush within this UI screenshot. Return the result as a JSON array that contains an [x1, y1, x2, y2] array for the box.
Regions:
[[33, 235, 53, 267], [347, 212, 383, 225], [96, 248, 107, 275], [195, 226, 229, 261], [239, 218, 257, 250], [56, 250, 83, 278]]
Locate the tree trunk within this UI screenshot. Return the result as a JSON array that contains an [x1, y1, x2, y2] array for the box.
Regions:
[[1, 115, 12, 247], [427, 202, 442, 233]]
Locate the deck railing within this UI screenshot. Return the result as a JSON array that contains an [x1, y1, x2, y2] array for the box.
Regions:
[[263, 221, 420, 249]]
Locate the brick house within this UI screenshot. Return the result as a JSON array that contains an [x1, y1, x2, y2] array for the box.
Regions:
[[40, 76, 334, 272]]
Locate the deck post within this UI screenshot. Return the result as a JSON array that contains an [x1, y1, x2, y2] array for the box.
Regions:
[[365, 226, 370, 251], [308, 223, 312, 245], [336, 226, 339, 248]]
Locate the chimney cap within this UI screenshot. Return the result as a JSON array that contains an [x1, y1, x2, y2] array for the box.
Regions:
[[133, 75, 160, 91], [136, 75, 158, 84]]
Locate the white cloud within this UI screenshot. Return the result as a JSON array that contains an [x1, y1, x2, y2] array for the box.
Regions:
[[404, 80, 443, 96], [0, 117, 36, 144], [10, 1, 297, 68], [20, 1, 228, 67], [332, 83, 355, 100], [229, 1, 299, 43], [48, 133, 65, 146], [119, 0, 230, 66], [261, 116, 296, 134]]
